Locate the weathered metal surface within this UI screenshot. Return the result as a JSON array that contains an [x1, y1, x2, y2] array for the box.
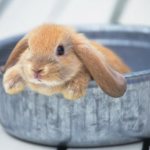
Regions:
[[0, 25, 150, 147]]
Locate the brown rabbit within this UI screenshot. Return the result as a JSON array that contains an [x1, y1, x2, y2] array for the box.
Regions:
[[3, 24, 130, 100]]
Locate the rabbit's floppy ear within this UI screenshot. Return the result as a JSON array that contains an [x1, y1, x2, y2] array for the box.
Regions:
[[72, 35, 126, 97], [4, 35, 28, 72]]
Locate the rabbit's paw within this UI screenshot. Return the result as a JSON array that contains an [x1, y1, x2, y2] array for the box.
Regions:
[[63, 85, 86, 100], [3, 69, 25, 94]]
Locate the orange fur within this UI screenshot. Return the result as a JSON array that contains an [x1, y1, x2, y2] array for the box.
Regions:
[[3, 24, 131, 100], [91, 41, 130, 73]]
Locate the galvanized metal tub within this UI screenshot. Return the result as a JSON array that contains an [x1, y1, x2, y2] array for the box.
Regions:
[[0, 25, 150, 148]]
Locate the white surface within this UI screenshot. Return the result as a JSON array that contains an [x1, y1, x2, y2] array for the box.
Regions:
[[0, 0, 119, 39], [0, 125, 55, 150], [119, 0, 150, 25], [0, 0, 150, 40], [0, 124, 143, 150], [0, 0, 56, 40], [55, 0, 118, 24]]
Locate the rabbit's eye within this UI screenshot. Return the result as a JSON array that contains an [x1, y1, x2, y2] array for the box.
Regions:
[[56, 45, 64, 56]]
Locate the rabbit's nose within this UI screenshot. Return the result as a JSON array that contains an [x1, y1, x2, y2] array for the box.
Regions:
[[33, 69, 43, 79]]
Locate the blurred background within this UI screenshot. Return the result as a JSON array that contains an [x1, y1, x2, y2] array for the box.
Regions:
[[0, 0, 150, 40]]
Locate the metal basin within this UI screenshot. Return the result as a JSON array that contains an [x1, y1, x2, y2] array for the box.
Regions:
[[0, 25, 150, 148]]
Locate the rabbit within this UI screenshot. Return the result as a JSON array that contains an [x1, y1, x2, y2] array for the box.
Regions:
[[2, 24, 131, 100]]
